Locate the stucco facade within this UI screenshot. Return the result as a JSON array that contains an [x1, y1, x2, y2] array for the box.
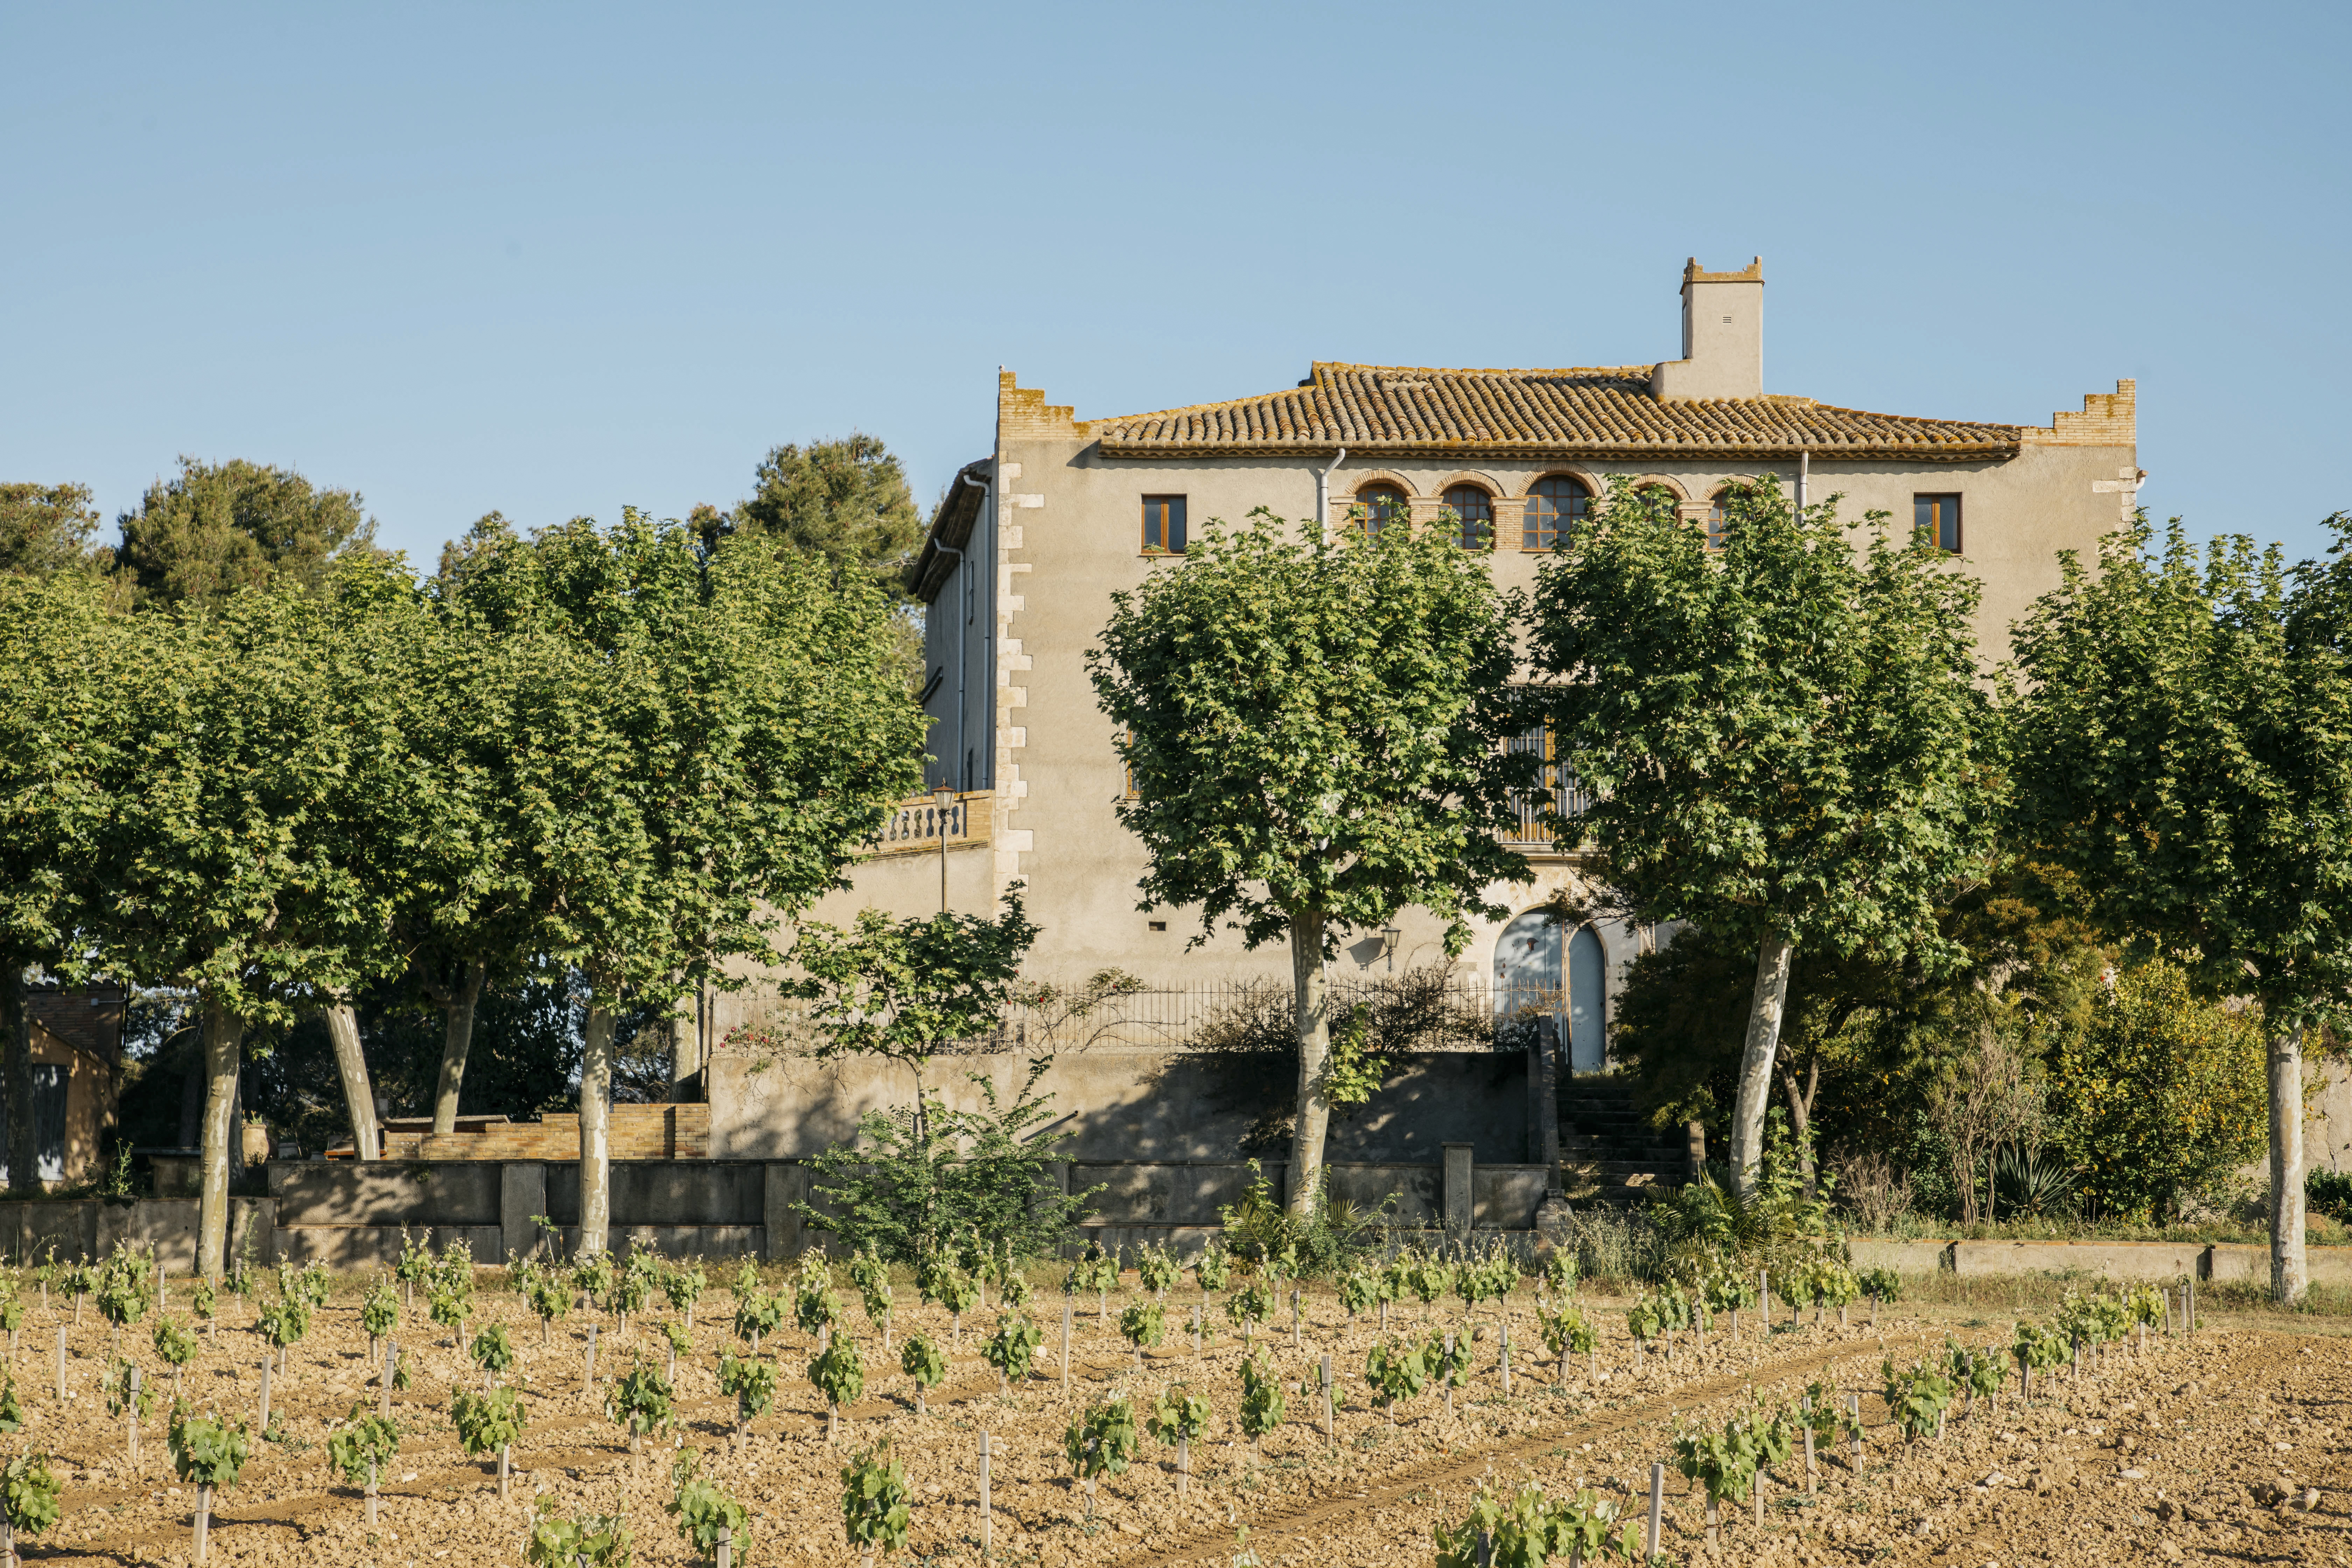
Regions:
[[769, 260, 2138, 1063]]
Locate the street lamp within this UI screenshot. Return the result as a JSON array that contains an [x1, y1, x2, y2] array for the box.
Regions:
[[933, 783, 955, 913]]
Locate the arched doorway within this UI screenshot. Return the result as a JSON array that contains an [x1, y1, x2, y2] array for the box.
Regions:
[[1492, 911, 1608, 1074]]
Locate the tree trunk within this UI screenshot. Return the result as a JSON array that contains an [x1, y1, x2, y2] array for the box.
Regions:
[[197, 997, 246, 1282], [2270, 1028, 2307, 1303], [2, 965, 36, 1196], [669, 977, 706, 1099], [1286, 911, 1330, 1218], [1780, 1058, 1819, 1202], [1729, 932, 1796, 1198], [429, 960, 487, 1136], [579, 1002, 613, 1257], [323, 999, 380, 1161]]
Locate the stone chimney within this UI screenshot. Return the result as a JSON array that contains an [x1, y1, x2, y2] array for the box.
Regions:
[[1651, 257, 1763, 401]]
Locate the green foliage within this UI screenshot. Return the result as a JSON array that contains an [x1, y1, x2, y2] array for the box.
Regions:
[[609, 1357, 677, 1436], [327, 1405, 401, 1485], [1624, 1296, 1662, 1346], [167, 1406, 251, 1489], [96, 1244, 154, 1330], [1436, 1480, 1639, 1568], [1064, 1252, 1119, 1302], [1135, 1243, 1180, 1298], [114, 457, 375, 610], [1424, 1331, 1474, 1392], [1088, 505, 1533, 975], [191, 1279, 218, 1323], [1113, 1299, 1164, 1355], [1537, 1303, 1595, 1357], [1338, 1264, 1390, 1318], [1396, 1251, 1452, 1314], [732, 1288, 783, 1346], [530, 1274, 573, 1328], [922, 1265, 980, 1320], [0, 1452, 62, 1537], [573, 1252, 616, 1310], [525, 1496, 632, 1568], [1531, 478, 2001, 1183], [612, 1244, 661, 1318], [0, 1372, 23, 1434], [798, 1045, 1095, 1274], [258, 1294, 311, 1351], [1145, 1384, 1213, 1446], [1238, 1356, 1286, 1439], [1192, 1242, 1234, 1293], [1858, 1266, 1901, 1304], [663, 1319, 692, 1358], [0, 481, 107, 579], [1365, 1338, 1428, 1412], [1063, 1396, 1139, 1482], [662, 1260, 708, 1317], [152, 1318, 199, 1370], [1224, 1278, 1273, 1333], [1455, 1249, 1520, 1312], [396, 1232, 434, 1290], [427, 1275, 473, 1332], [727, 433, 926, 603], [1945, 1338, 2007, 1402], [103, 1357, 156, 1421], [451, 1384, 528, 1456], [2011, 1321, 2069, 1373], [360, 1282, 398, 1338], [2056, 1287, 2133, 1346], [839, 1440, 912, 1555], [2046, 957, 2268, 1219], [718, 1351, 776, 1421], [1670, 1416, 1759, 1510], [982, 1314, 1043, 1383], [1539, 1250, 1578, 1299], [898, 1332, 946, 1391], [1879, 1357, 1956, 1442], [808, 1339, 865, 1409], [470, 1324, 517, 1379], [668, 1449, 751, 1565], [1801, 1380, 1857, 1448], [795, 1280, 843, 1338]]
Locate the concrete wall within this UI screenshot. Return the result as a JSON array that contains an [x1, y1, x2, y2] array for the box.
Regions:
[[1849, 1235, 2352, 1287], [710, 1047, 1538, 1165]]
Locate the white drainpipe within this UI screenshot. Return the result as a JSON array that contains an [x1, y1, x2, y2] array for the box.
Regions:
[[1313, 447, 1349, 544]]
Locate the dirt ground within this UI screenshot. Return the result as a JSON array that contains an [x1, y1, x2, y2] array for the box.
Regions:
[[6, 1267, 2346, 1567]]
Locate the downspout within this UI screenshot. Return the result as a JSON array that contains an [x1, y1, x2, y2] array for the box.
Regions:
[[1312, 448, 1349, 545], [1795, 449, 1808, 516]]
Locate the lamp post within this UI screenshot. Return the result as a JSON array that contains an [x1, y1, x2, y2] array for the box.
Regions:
[[933, 783, 955, 913]]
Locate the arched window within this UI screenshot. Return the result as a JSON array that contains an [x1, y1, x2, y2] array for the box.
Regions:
[[1706, 490, 1731, 551], [1522, 475, 1589, 551], [1443, 484, 1493, 549], [1354, 483, 1408, 538], [1492, 912, 1608, 1075]]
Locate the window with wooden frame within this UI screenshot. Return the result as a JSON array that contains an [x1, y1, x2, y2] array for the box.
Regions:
[[1915, 493, 1962, 554], [1353, 483, 1408, 538], [1141, 494, 1188, 554], [1521, 475, 1590, 550], [1443, 484, 1494, 549], [1706, 490, 1732, 551]]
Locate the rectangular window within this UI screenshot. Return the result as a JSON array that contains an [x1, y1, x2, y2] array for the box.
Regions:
[[1915, 493, 1962, 554], [1141, 495, 1187, 554]]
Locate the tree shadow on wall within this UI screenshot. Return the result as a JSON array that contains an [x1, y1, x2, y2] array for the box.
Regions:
[[1155, 964, 1499, 1157]]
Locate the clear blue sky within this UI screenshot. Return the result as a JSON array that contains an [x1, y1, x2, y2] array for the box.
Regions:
[[6, 1, 2347, 570]]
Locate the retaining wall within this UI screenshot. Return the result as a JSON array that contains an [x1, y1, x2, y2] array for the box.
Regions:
[[1848, 1236, 2352, 1284]]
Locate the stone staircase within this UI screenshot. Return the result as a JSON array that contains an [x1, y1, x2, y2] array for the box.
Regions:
[[1556, 1077, 1689, 1205]]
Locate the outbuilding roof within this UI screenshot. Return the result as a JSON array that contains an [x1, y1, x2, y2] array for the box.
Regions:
[[1092, 362, 2022, 461]]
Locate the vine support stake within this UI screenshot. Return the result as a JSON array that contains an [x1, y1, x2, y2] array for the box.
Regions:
[[584, 1325, 598, 1398], [1500, 1321, 1511, 1396], [258, 1357, 271, 1432], [52, 1326, 63, 1403], [716, 1524, 732, 1568], [1320, 1354, 1334, 1445], [1804, 1424, 1815, 1492], [1645, 1463, 1664, 1559], [1060, 1304, 1071, 1391], [366, 1460, 378, 1529], [979, 1432, 992, 1558], [127, 1365, 141, 1462], [1850, 1394, 1863, 1471], [380, 1341, 396, 1420]]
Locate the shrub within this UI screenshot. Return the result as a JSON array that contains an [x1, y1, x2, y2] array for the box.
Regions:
[[360, 1282, 398, 1340], [2047, 957, 2267, 1220], [451, 1385, 527, 1458], [668, 1448, 750, 1564], [609, 1357, 676, 1439], [1062, 1396, 1138, 1516], [1436, 1480, 1638, 1568], [1145, 1384, 1213, 1447], [1135, 1243, 1180, 1300], [1365, 1338, 1428, 1421], [899, 1332, 947, 1411], [327, 1405, 400, 1486], [470, 1325, 517, 1381], [0, 1452, 62, 1545], [1857, 1266, 1901, 1304], [167, 1406, 250, 1489], [1237, 1356, 1285, 1446], [839, 1440, 912, 1558], [662, 1260, 709, 1324], [1879, 1357, 1955, 1442], [525, 1498, 631, 1568], [718, 1352, 776, 1433], [982, 1314, 1043, 1386]]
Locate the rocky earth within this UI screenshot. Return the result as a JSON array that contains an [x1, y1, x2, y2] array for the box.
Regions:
[[0, 1270, 2338, 1566]]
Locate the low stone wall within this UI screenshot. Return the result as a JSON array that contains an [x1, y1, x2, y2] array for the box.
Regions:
[[1849, 1236, 2352, 1285]]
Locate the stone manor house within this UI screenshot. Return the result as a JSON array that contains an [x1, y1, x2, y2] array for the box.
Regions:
[[702, 258, 2138, 1179]]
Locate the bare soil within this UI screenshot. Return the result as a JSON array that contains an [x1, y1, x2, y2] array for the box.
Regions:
[[5, 1272, 2343, 1566]]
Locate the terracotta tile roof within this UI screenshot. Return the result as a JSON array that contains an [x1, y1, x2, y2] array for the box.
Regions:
[[1092, 363, 2021, 461]]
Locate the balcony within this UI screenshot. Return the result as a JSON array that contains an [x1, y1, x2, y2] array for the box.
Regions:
[[872, 789, 995, 858]]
